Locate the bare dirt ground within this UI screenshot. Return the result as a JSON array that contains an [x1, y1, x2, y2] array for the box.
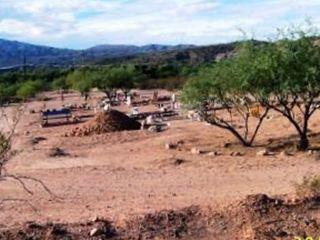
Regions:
[[1, 90, 320, 238]]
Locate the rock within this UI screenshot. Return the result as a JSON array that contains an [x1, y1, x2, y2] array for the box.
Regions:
[[90, 228, 100, 237], [174, 159, 186, 166], [165, 143, 177, 150], [26, 222, 44, 229], [266, 115, 274, 120], [31, 136, 47, 145], [54, 225, 68, 235], [191, 148, 201, 155], [231, 151, 243, 157], [275, 230, 288, 237], [308, 150, 314, 155], [256, 149, 273, 156], [48, 147, 69, 158], [177, 140, 185, 145], [224, 143, 232, 148], [208, 151, 219, 156], [279, 151, 287, 158], [279, 150, 293, 158], [24, 131, 30, 136], [91, 216, 100, 222]]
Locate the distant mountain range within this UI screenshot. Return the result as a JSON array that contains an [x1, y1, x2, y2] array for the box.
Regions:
[[0, 38, 236, 68]]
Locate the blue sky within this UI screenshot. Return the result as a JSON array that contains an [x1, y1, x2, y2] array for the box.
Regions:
[[0, 0, 319, 49]]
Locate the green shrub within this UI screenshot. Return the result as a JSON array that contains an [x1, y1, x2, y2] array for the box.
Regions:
[[51, 77, 68, 91], [16, 80, 42, 99]]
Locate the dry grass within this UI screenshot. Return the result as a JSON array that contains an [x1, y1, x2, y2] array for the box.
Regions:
[[295, 174, 320, 198]]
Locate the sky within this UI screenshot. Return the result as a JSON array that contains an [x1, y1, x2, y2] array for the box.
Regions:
[[0, 0, 320, 49]]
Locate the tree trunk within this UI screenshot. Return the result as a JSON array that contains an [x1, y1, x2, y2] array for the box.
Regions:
[[220, 124, 252, 147], [298, 111, 310, 151], [298, 133, 309, 151], [200, 107, 253, 147]]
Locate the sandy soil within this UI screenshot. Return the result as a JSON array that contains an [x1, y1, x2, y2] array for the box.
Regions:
[[1, 90, 320, 228]]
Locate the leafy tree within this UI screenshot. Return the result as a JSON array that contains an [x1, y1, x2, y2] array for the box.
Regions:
[[67, 69, 92, 99], [109, 65, 136, 98], [92, 67, 117, 102], [179, 65, 200, 78], [182, 56, 270, 147], [94, 65, 144, 101], [51, 77, 68, 91], [156, 64, 180, 78], [0, 83, 19, 105], [247, 26, 320, 150], [183, 23, 320, 151], [16, 80, 42, 100]]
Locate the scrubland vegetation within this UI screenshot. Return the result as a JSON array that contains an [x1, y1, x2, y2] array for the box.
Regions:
[[2, 23, 320, 239], [295, 174, 320, 198], [182, 25, 320, 150], [0, 64, 192, 103], [1, 25, 320, 152]]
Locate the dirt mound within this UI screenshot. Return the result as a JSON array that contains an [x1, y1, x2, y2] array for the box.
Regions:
[[0, 220, 117, 240], [212, 194, 320, 240], [68, 110, 141, 137], [122, 205, 206, 239], [2, 194, 320, 240], [0, 207, 204, 240]]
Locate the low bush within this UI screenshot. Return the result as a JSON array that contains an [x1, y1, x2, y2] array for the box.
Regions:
[[295, 174, 320, 198]]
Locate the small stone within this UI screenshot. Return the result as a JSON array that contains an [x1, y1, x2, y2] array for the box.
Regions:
[[224, 143, 231, 148], [91, 216, 99, 222], [231, 151, 242, 157], [177, 140, 185, 144], [31, 136, 47, 145], [266, 115, 274, 120], [279, 150, 293, 158], [165, 143, 176, 150], [48, 147, 69, 158], [174, 159, 186, 166], [90, 228, 100, 237], [208, 151, 219, 156], [256, 149, 271, 156], [24, 131, 30, 135], [191, 148, 201, 154], [279, 151, 287, 158], [308, 150, 314, 155]]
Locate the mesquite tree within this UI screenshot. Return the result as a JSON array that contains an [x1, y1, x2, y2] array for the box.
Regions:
[[181, 51, 270, 147], [246, 27, 320, 151], [67, 69, 92, 100], [183, 24, 320, 150], [93, 65, 141, 103]]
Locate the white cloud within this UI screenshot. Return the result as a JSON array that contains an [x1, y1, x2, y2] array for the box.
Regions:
[[0, 0, 319, 48], [3, 0, 119, 14], [0, 19, 43, 38]]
